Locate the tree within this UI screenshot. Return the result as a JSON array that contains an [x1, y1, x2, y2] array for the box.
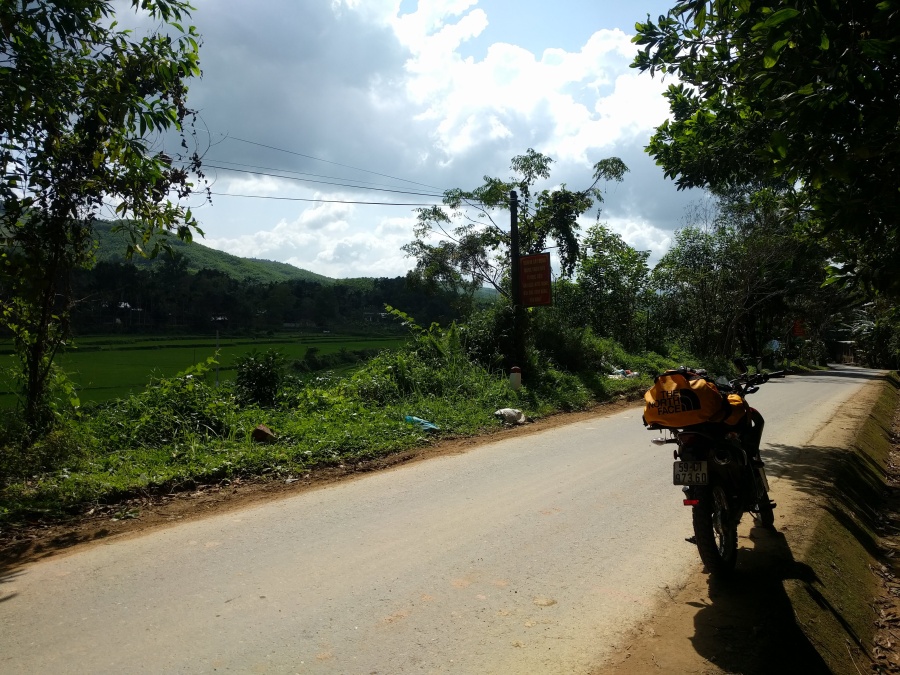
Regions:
[[403, 149, 628, 314], [572, 223, 650, 351], [0, 0, 205, 434], [649, 190, 844, 361], [633, 1, 900, 296]]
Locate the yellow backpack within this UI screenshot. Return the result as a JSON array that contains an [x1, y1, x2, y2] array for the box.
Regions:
[[643, 368, 729, 428]]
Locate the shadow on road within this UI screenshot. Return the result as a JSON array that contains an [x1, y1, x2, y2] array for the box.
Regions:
[[0, 525, 112, 585], [688, 526, 832, 674], [0, 565, 23, 605], [694, 377, 894, 675]]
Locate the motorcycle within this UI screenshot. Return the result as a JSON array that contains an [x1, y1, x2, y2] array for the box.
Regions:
[[645, 359, 785, 575]]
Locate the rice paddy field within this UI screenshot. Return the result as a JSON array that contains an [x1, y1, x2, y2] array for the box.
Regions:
[[0, 333, 407, 407]]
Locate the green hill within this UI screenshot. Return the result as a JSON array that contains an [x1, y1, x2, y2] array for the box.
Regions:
[[92, 220, 333, 284]]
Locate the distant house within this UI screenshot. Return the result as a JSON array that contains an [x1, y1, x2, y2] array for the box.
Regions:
[[836, 340, 856, 364]]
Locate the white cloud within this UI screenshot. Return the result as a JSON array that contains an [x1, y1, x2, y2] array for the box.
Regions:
[[604, 216, 674, 265], [390, 4, 670, 170], [207, 206, 419, 278], [155, 0, 697, 278]]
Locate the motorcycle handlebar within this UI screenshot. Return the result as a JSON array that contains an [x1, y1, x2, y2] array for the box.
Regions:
[[732, 369, 787, 389]]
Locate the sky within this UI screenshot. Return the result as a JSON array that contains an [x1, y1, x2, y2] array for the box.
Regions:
[[129, 0, 699, 279]]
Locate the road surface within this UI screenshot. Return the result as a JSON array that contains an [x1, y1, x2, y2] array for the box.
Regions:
[[0, 366, 881, 673]]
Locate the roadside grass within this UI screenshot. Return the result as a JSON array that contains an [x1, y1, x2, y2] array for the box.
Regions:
[[0, 326, 661, 525], [785, 371, 900, 674]]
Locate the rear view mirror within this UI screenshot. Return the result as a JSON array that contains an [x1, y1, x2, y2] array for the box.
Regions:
[[733, 358, 747, 374]]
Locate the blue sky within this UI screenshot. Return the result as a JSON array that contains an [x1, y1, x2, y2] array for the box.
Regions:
[[125, 0, 699, 279], [452, 0, 669, 59]]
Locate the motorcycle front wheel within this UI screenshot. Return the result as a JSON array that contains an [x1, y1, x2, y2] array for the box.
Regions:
[[692, 483, 738, 575], [755, 468, 776, 528], [756, 489, 775, 528]]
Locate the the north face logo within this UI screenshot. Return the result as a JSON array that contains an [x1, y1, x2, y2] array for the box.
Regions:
[[655, 388, 700, 414]]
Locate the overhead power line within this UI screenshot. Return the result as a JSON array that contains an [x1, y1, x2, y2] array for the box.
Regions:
[[208, 191, 441, 207], [199, 158, 437, 192], [199, 162, 446, 198], [225, 135, 447, 193]]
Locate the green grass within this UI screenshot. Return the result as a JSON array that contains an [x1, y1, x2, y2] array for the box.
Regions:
[[0, 334, 407, 405]]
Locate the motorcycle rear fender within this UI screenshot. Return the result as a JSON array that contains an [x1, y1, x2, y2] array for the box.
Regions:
[[676, 432, 716, 461]]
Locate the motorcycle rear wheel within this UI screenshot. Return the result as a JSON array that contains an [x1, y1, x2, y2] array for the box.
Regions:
[[692, 484, 738, 575]]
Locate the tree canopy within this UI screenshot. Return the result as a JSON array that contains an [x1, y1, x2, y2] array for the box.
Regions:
[[632, 0, 900, 296], [0, 0, 205, 433], [403, 149, 628, 314]]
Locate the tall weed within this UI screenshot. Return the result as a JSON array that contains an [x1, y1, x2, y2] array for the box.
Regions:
[[87, 358, 238, 452]]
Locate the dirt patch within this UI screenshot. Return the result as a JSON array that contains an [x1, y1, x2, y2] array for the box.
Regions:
[[0, 396, 640, 571], [592, 376, 897, 675]]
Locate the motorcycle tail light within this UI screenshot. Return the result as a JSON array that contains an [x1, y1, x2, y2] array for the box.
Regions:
[[683, 499, 700, 506]]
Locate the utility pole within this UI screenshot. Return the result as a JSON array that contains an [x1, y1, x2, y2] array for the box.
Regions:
[[509, 190, 524, 370], [510, 190, 520, 307]]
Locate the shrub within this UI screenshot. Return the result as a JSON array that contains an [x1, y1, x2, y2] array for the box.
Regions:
[[88, 358, 238, 451], [530, 308, 606, 373], [459, 302, 514, 370], [349, 322, 496, 405], [234, 349, 286, 407], [0, 416, 87, 479]]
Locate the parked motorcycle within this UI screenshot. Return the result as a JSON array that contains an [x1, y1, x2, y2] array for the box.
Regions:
[[643, 360, 785, 575]]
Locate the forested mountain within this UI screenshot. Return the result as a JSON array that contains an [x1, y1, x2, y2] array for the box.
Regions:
[[70, 260, 470, 334], [92, 220, 334, 285], [68, 222, 474, 334]]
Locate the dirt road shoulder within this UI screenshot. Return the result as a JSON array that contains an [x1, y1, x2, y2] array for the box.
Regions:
[[593, 372, 900, 675]]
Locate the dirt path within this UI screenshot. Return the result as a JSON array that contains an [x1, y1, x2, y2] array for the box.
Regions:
[[592, 378, 891, 675]]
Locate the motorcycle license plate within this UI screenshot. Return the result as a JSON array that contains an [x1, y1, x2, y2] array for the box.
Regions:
[[673, 461, 708, 485]]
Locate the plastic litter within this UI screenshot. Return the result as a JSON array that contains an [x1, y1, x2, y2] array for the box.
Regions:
[[404, 415, 440, 432], [494, 408, 527, 425], [607, 367, 640, 379]]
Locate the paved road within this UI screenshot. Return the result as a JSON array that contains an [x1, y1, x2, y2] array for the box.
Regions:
[[0, 366, 882, 673]]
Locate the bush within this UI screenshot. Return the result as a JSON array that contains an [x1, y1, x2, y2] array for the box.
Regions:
[[0, 417, 87, 479], [88, 358, 238, 451], [459, 302, 514, 370], [800, 339, 828, 367], [350, 321, 497, 405], [234, 349, 286, 407], [530, 308, 606, 373]]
